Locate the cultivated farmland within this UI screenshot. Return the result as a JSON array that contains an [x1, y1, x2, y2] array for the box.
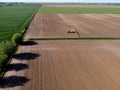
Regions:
[[1, 4, 120, 90], [0, 5, 39, 42], [0, 4, 39, 85], [3, 40, 120, 90], [26, 14, 120, 39], [42, 4, 120, 8], [39, 7, 120, 14]]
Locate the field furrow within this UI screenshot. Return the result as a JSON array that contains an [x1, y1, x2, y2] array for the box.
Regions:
[[26, 14, 120, 39], [2, 40, 120, 90]]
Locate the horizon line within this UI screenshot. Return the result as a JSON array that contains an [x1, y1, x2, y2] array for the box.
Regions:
[[0, 2, 120, 3]]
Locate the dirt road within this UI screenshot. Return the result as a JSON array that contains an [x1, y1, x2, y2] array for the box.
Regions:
[[26, 14, 120, 39], [2, 40, 120, 90]]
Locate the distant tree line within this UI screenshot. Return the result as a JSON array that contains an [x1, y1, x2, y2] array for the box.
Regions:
[[0, 2, 120, 7], [0, 2, 40, 7], [0, 2, 24, 7]]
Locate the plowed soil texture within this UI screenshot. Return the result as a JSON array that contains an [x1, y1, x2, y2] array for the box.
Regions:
[[2, 40, 120, 90], [26, 14, 120, 39]]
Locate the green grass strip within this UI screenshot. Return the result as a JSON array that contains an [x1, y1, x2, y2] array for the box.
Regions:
[[39, 7, 120, 14], [29, 37, 120, 41]]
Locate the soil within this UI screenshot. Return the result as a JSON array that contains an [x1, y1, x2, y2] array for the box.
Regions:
[[2, 40, 120, 90], [26, 14, 120, 39], [42, 4, 120, 8]]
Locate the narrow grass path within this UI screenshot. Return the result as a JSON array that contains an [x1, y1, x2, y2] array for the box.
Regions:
[[29, 37, 120, 41]]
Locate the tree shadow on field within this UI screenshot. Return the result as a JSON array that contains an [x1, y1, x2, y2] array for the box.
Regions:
[[21, 41, 38, 46], [0, 76, 30, 88], [7, 63, 29, 71], [13, 53, 40, 60]]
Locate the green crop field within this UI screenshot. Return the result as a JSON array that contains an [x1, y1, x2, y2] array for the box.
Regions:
[[39, 7, 120, 14], [0, 4, 39, 42]]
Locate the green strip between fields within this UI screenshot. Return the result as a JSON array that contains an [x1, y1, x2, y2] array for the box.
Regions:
[[29, 37, 120, 41], [39, 7, 120, 14]]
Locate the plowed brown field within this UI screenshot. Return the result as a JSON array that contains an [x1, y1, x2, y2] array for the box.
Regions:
[[26, 14, 120, 39], [41, 4, 120, 8], [2, 40, 120, 90]]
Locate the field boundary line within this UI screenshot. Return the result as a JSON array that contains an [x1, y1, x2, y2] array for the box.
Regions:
[[28, 37, 120, 40]]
